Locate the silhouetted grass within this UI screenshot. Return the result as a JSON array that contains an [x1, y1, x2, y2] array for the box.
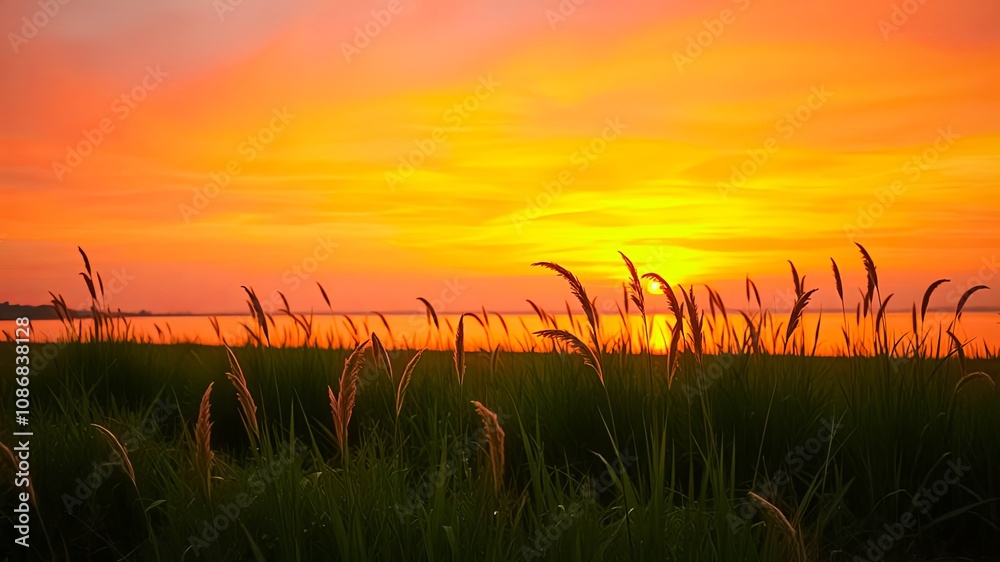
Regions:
[[1, 341, 998, 561], [1, 246, 998, 561]]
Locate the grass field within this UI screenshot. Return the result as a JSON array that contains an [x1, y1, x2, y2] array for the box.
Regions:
[[2, 341, 999, 561], [2, 250, 999, 561]]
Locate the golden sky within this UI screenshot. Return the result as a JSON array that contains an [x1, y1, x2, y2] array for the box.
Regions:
[[1, 0, 998, 314]]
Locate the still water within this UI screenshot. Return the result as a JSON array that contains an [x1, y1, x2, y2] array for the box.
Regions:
[[12, 311, 1000, 357]]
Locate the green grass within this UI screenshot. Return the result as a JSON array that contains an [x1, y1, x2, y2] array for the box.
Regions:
[[2, 340, 998, 561]]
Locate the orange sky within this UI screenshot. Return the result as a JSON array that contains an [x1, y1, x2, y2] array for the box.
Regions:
[[1, 0, 998, 315]]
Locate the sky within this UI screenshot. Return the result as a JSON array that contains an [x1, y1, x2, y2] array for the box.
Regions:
[[1, 0, 999, 316]]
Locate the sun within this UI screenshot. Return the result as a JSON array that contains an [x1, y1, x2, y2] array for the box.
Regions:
[[647, 280, 664, 295]]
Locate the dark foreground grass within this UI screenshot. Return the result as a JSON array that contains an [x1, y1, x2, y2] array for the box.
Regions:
[[1, 342, 998, 561]]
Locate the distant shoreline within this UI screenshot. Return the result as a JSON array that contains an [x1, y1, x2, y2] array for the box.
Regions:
[[3, 303, 998, 321]]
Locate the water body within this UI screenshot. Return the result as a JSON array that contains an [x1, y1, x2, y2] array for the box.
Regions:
[[15, 311, 1000, 357]]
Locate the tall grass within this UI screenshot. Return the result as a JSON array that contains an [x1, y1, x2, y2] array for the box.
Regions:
[[3, 244, 998, 560]]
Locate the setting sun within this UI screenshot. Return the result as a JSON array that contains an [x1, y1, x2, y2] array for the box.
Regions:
[[1, 0, 999, 315], [2, 1, 999, 559]]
